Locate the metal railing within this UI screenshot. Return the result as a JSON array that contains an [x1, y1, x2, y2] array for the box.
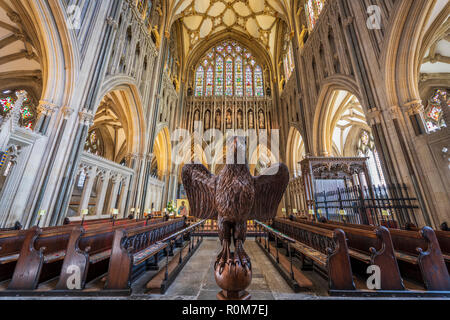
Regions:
[[314, 183, 419, 227]]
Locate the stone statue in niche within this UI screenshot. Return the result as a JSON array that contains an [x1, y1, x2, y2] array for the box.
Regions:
[[226, 110, 232, 129], [205, 110, 211, 130], [237, 110, 243, 129], [215, 111, 221, 129], [182, 137, 289, 300], [248, 111, 254, 129], [259, 110, 265, 129], [193, 110, 200, 128]]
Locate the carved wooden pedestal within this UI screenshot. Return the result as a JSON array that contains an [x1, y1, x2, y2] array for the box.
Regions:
[[214, 252, 252, 300]]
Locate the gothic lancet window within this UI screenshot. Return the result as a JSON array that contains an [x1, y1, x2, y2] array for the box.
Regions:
[[193, 40, 264, 98], [254, 66, 264, 97], [357, 130, 386, 186], [205, 66, 213, 96], [423, 89, 448, 133], [245, 65, 253, 97], [225, 57, 233, 96], [215, 56, 224, 96], [235, 56, 243, 97], [195, 66, 204, 97]]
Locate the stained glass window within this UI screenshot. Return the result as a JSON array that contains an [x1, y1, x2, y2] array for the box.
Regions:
[[284, 56, 290, 80], [357, 130, 385, 186], [205, 66, 213, 96], [305, 0, 326, 30], [195, 66, 204, 97], [0, 90, 36, 129], [0, 97, 14, 112], [282, 43, 296, 81], [424, 89, 448, 133], [288, 45, 295, 73], [235, 56, 243, 96], [193, 40, 264, 97], [245, 65, 253, 97], [225, 57, 233, 96], [254, 66, 264, 97], [84, 130, 103, 156], [215, 56, 224, 96]]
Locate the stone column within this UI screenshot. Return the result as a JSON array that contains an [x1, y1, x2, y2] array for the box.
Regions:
[[78, 165, 98, 215], [162, 172, 170, 209], [95, 170, 111, 217], [105, 173, 122, 214], [118, 176, 130, 218]]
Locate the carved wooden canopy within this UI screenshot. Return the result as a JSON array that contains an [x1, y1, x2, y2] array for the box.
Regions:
[[301, 156, 369, 180]]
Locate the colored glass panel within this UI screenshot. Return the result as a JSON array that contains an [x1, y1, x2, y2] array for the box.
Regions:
[[254, 66, 264, 97], [245, 65, 253, 97], [225, 57, 233, 96], [1, 97, 14, 112], [215, 56, 224, 96], [195, 66, 204, 97], [424, 89, 447, 133], [205, 66, 213, 96], [235, 56, 243, 97]]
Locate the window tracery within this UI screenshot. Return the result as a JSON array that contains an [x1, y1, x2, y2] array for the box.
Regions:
[[194, 40, 264, 98]]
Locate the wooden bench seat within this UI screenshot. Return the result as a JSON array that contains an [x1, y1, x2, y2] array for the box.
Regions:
[[273, 218, 355, 292], [301, 219, 450, 266], [89, 250, 112, 264], [0, 254, 19, 265], [105, 219, 186, 291], [291, 241, 328, 266], [287, 218, 450, 291], [133, 242, 168, 266], [54, 219, 161, 291], [43, 251, 66, 264], [0, 229, 29, 282], [7, 219, 150, 291]]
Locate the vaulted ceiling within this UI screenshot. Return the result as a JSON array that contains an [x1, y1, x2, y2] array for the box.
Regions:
[[0, 0, 41, 95], [170, 0, 291, 67]]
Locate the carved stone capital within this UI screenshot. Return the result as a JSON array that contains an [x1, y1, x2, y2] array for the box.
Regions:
[[61, 106, 74, 120], [402, 100, 424, 116], [106, 16, 118, 29], [383, 105, 400, 119], [7, 12, 20, 24], [78, 109, 95, 127], [111, 173, 123, 184], [37, 100, 58, 116], [366, 108, 382, 125]]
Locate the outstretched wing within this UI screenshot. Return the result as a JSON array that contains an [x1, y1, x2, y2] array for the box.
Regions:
[[181, 164, 218, 220], [250, 163, 290, 221]]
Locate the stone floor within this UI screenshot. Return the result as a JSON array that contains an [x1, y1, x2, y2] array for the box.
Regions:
[[150, 238, 324, 300]]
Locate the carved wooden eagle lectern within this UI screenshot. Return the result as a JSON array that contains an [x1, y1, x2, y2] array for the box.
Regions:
[[182, 137, 289, 300]]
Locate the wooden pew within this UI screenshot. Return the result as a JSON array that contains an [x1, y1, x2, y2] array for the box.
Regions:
[[54, 218, 166, 291], [301, 218, 450, 265], [283, 219, 405, 290], [272, 218, 355, 292], [288, 218, 450, 291], [0, 229, 28, 283], [7, 220, 149, 290], [105, 218, 185, 292]]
